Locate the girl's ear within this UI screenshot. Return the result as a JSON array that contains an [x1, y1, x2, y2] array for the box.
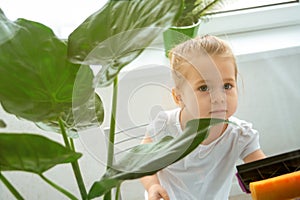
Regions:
[[172, 88, 184, 107]]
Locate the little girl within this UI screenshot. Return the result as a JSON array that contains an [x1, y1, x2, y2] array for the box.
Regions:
[[140, 35, 265, 200]]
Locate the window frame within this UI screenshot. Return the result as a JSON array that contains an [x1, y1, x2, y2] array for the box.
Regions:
[[198, 1, 300, 35]]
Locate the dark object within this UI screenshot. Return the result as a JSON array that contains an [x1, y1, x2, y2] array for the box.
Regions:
[[236, 149, 300, 193]]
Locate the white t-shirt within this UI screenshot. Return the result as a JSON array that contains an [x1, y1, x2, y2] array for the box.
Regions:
[[146, 108, 261, 200]]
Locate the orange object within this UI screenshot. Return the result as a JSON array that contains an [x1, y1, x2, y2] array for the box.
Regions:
[[250, 171, 300, 200]]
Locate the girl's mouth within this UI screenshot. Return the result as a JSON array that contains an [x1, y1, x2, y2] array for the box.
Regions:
[[210, 110, 227, 114]]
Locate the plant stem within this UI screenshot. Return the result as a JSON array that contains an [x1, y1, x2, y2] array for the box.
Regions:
[[70, 138, 76, 151], [59, 118, 88, 200], [0, 172, 24, 200], [104, 193, 111, 200], [39, 174, 77, 200], [107, 76, 118, 167], [59, 119, 71, 149], [115, 184, 121, 200], [104, 76, 119, 200]]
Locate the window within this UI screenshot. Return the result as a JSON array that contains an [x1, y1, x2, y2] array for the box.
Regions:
[[199, 0, 300, 35], [210, 0, 299, 14]]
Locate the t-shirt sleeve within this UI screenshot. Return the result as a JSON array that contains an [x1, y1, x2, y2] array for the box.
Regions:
[[146, 111, 168, 141], [237, 119, 261, 160]]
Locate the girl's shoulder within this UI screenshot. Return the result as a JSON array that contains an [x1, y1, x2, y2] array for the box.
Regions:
[[229, 116, 253, 126], [146, 108, 180, 139], [228, 116, 257, 136], [228, 117, 261, 160]]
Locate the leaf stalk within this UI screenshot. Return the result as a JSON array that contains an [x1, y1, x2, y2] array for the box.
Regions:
[[0, 172, 24, 200], [59, 118, 88, 200], [39, 174, 77, 200], [104, 76, 119, 200]]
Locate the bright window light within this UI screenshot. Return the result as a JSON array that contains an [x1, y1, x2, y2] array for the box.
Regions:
[[1, 0, 108, 38], [1, 0, 299, 38]]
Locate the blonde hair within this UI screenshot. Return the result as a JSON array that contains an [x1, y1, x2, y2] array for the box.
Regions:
[[168, 35, 237, 88]]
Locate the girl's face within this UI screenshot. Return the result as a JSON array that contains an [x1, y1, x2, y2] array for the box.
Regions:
[[174, 55, 238, 120]]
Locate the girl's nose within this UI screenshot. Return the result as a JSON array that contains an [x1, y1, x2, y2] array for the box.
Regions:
[[211, 90, 225, 104]]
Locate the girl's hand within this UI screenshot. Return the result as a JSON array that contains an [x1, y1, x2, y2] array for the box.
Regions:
[[148, 184, 170, 200]]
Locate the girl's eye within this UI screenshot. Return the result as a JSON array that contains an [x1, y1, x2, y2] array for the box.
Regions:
[[199, 85, 209, 92], [224, 83, 233, 90]]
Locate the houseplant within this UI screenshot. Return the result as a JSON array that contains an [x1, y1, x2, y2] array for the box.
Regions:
[[163, 0, 232, 56], [0, 1, 182, 199], [0, 0, 229, 199]]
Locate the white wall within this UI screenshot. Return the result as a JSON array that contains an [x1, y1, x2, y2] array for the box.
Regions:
[[1, 24, 300, 200]]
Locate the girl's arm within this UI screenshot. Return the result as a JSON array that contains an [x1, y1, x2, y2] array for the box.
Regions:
[[140, 174, 169, 200], [243, 149, 266, 163], [140, 135, 170, 200]]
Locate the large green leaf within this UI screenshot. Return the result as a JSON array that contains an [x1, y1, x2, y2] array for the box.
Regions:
[[35, 66, 105, 136], [88, 118, 230, 199], [68, 0, 182, 87], [0, 10, 95, 122], [0, 133, 82, 174], [35, 92, 104, 138]]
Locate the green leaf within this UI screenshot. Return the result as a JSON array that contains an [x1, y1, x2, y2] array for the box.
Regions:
[[88, 118, 229, 199], [176, 0, 234, 26], [35, 67, 104, 136], [35, 92, 104, 138], [0, 119, 6, 128], [0, 11, 96, 122], [68, 0, 182, 87], [0, 133, 82, 174]]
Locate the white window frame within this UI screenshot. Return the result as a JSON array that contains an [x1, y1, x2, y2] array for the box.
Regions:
[[198, 1, 300, 35]]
